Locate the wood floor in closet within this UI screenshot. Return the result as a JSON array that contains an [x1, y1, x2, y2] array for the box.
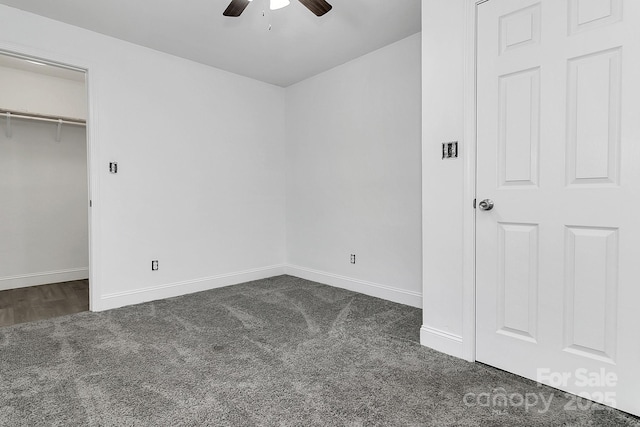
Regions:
[[0, 280, 89, 327]]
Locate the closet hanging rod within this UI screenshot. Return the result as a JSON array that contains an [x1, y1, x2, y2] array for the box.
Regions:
[[1, 110, 86, 126]]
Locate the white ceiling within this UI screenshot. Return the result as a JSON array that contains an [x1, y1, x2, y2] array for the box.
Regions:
[[0, 0, 421, 87]]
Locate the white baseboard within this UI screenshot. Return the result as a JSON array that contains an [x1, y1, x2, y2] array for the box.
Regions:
[[420, 325, 464, 359], [0, 268, 89, 291], [285, 264, 422, 308], [96, 264, 286, 311]]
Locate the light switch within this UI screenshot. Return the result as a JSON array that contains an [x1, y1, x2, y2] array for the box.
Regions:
[[442, 141, 458, 159]]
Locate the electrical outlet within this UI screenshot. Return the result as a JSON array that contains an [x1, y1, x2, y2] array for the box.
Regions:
[[109, 162, 118, 173], [350, 254, 356, 264], [151, 260, 159, 271]]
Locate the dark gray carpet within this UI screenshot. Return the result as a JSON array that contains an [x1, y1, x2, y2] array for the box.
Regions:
[[0, 275, 637, 426]]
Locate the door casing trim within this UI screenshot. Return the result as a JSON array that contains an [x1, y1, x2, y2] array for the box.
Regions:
[[461, 0, 485, 362], [0, 42, 102, 312]]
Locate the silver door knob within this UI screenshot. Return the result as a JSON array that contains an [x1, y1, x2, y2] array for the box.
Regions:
[[478, 199, 494, 211]]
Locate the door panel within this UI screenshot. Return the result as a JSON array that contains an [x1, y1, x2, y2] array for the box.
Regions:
[[568, 0, 622, 34], [563, 226, 618, 363], [566, 48, 621, 185], [496, 222, 538, 342], [476, 0, 640, 416], [499, 68, 540, 187]]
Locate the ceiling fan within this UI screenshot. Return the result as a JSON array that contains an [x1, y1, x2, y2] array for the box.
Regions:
[[223, 0, 332, 17]]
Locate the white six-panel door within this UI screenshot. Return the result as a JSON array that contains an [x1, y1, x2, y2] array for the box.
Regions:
[[476, 0, 640, 416]]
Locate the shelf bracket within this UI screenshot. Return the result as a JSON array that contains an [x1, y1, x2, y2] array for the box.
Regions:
[[55, 119, 62, 142], [5, 112, 11, 138]]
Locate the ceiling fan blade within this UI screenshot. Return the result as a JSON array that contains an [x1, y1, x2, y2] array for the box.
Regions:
[[298, 0, 332, 16], [223, 0, 251, 17]]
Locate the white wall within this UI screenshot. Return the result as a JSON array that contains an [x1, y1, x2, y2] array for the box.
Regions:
[[0, 121, 88, 290], [420, 0, 467, 356], [285, 33, 422, 307], [0, 65, 87, 120], [0, 5, 286, 310]]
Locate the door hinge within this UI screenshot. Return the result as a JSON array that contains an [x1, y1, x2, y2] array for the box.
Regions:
[[89, 200, 92, 207], [473, 198, 476, 209]]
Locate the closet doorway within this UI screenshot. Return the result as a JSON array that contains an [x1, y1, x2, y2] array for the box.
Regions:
[[0, 53, 90, 326]]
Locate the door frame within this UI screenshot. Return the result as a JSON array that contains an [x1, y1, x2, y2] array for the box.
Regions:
[[460, 0, 489, 362], [0, 41, 102, 312]]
